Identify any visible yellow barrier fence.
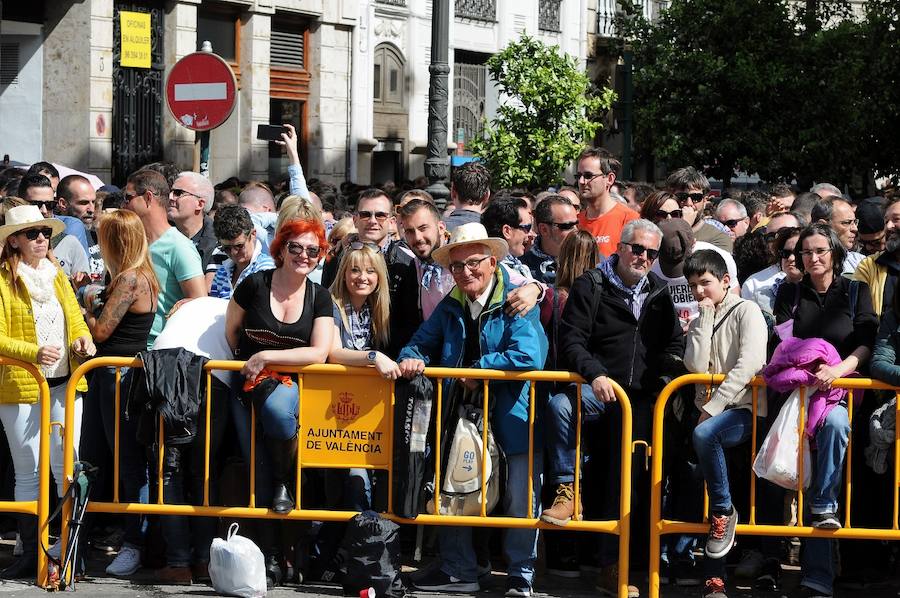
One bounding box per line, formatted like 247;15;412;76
0;357;52;588
58;358;637;598
648;374;900;598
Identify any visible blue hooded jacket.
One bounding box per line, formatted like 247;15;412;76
398;266;548;455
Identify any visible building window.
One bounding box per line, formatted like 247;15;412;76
453;60;487;153
539;0;562;33
373;44;404;111
455;0;496;22
197;5;240;85
269;14;311;179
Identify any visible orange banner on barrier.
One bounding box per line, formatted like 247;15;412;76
299;373;392;468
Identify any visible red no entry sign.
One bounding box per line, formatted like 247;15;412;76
165;52;237;132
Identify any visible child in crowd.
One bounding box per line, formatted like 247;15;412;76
683;249;768;598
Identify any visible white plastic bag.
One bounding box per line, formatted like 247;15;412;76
753;387;812;490
209;523;267;598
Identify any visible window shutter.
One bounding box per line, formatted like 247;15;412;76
0;43;20;86
270;28;304;68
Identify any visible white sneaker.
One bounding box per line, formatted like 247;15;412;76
106;546;142;577
13;534;22;557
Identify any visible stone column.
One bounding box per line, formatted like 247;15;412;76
88;0;114;182
163;0;199;172
239;8;272;182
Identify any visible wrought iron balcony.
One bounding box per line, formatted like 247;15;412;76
539;0;562;32
455;0;496;22
597;0;667;37
375;0;407;6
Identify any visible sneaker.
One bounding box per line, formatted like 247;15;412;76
13;534;22;557
810;512;841;529
106;546;142;577
546;552;580;578
702;577;727;598
505;576;532;597
754;557;781;591
595;563;640;598
540;483;582;526
673;558;701;587
477;560;492;579
705;507;738;559
411;568;479;593
734;549;765;579
796;584;832;597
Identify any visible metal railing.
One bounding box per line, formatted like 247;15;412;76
455;0;496;22
539;0;562;32
648;374;900;598
58;358;637;598
375;0;407;6
0;357;52;587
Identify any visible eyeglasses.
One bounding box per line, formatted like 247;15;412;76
624;243;659;260
675;192;705;205
349;240;380;251
514;223;533;233
798;247;832;258
220;239;248;254
20;227;53;241
549;221;579;230
286;242;321;259
575;171;602;182
448;255;491;275
778;249;796;260
836;218;859;228
28;200;55;211
356;210;390;222
655;209;683;220
171;188;201;200
721;218;746;229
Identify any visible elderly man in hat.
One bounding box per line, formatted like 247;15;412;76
399;222;548;597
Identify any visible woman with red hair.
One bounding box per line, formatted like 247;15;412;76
225;217;332;581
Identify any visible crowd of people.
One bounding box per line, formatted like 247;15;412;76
0;131;898;598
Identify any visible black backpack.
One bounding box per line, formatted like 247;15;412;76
339;511;405;597
391;375;433;518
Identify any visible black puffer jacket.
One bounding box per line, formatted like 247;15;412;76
126;348;209;446
558;268;684;393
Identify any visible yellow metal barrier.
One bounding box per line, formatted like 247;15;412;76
648;374;900;598
0;357;52;588
59;357;636;598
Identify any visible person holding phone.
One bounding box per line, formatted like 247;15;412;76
0;205;95;579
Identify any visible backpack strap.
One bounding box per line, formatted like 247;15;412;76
585;269;605;320
849;279;860;318
712;302;743;337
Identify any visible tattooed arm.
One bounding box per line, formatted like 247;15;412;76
86;270;143;343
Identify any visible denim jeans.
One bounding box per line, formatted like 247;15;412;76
440;453;542;584
545;384;605;485
693;408;754;513
84;367;149;549
800;404;850;595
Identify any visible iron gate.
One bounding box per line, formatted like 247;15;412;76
452;62;486;152
112;2;164;186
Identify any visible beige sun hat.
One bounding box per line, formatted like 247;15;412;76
0;205;66;246
431;222;508;268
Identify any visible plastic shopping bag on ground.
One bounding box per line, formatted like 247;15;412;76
753;387;812;490
209;523;267;598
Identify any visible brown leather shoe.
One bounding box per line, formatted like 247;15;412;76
155;565;193;586
539;483;582;525
595;563;639;598
191;561;211;584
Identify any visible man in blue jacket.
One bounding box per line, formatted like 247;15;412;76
399;222;549;598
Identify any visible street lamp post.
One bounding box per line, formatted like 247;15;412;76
424;0;451;206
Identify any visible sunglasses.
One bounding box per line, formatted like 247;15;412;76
575;171;603;181
625;243;659;260
28;200;55;211
655;209;683;220
171;188;201;200
549;221;579;230
675;192;705;205
721;218;745;229
778;249;796;259
20;227;54;241
357;210;390;222
349;240;380;251
286;242;321;259
514;223;533;233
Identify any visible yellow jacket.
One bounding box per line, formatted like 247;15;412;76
0;262;91;403
854;252;887;317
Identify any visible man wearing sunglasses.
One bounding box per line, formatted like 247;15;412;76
574;147;638;258
522;195;579;284
666;167;733;253
714;199;750;240
545;218;683;597
169;171;218;290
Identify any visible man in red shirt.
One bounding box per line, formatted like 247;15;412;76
575;147;638;257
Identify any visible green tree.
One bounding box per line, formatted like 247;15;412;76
470;36;615;189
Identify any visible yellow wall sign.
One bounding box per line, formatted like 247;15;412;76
300;374;392;469
120;11;151;68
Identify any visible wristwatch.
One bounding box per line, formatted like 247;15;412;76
367;351;377;364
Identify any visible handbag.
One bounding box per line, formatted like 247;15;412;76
753;387;812;490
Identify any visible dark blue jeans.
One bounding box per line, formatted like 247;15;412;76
693;408;754;513
545;384;606;485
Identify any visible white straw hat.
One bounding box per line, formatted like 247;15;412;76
431;222;508;268
0;205;66;246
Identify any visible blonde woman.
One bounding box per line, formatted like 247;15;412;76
0;205;94;579
81;209;159;577
327;242;398;512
